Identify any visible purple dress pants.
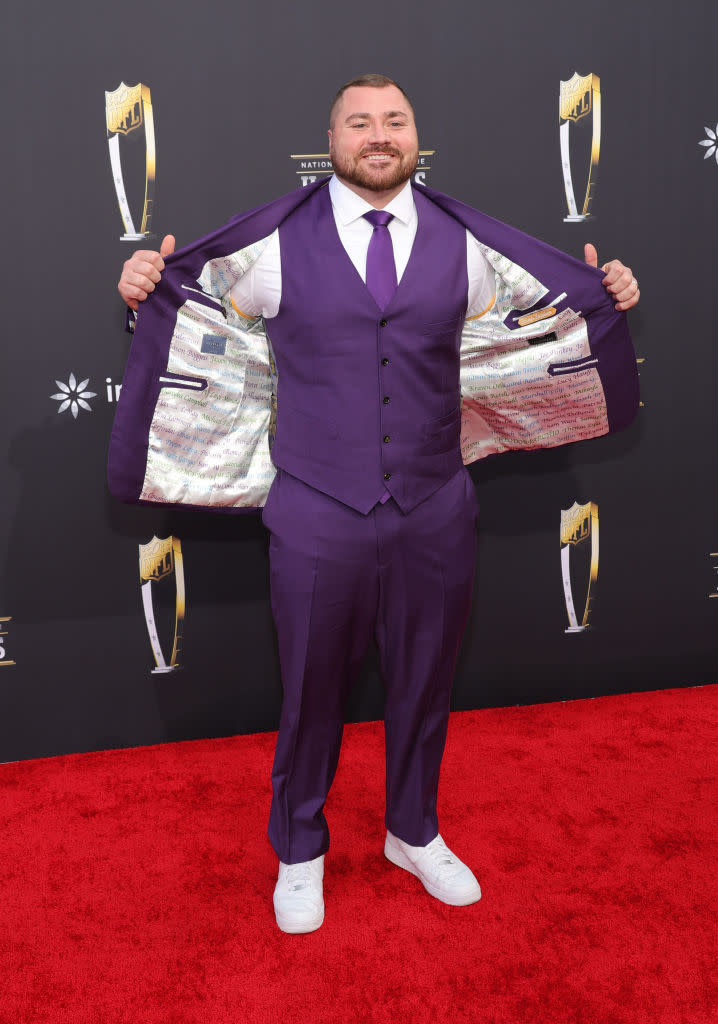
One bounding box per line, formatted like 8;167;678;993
261;467;479;865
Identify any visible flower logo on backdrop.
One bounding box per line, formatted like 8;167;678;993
698;124;718;165
289;150;436;187
50;374;98;418
49;375;124;420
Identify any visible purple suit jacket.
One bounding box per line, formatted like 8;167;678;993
108;180;638;511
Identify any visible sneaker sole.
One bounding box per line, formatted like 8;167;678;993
384;838;482;907
274;907;325;934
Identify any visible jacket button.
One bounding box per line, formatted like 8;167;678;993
383;396;390;404
381;357;389;366
379;319;387;327
384;472;391;480
383;435;390;443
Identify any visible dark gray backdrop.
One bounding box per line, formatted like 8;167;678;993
2;0;716;762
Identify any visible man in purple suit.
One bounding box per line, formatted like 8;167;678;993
117;74;640;934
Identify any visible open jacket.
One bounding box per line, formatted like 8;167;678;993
108;179;639;511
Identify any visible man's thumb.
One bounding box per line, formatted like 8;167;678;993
160;234;176;258
583;242;598;267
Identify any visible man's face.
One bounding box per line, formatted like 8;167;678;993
328;85;419;201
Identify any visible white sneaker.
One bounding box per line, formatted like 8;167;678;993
273;855;325;933
384;831;481;906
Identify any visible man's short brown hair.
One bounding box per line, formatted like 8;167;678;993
329;74;414;127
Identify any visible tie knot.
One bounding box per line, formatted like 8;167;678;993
363;210;394;229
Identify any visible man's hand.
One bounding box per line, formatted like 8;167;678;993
584;243;640;311
118;234;176;310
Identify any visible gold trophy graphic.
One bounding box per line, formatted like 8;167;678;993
559;72;601;222
560;501;599;633
139;536;185;673
710;553;718;598
105;82;156;240
0;616;15;667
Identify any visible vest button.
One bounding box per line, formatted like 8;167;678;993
383;396;390;404
379;319;387;327
384;472;391;480
383;435;390;443
381;357;389;366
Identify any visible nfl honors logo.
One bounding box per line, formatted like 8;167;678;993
289;150;436;187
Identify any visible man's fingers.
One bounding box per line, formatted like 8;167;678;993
128;260;162;284
127;248;165;270
600;262;622;287
160;234;176;258
613;281;640;310
615;287;640;311
609;268;633;294
595;258;639;310
584;242;598;267
120;282;153;300
600;260;632;290
124;272;157;293
118;269;157;305
612;280;636;302
118;280;149;306
118;247;167;308
119;237;173;310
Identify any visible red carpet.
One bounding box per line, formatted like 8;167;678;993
1;685;717;1024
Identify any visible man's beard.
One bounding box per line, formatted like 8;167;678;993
329;144;419;192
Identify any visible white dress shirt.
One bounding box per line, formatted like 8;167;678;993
229;176;495;321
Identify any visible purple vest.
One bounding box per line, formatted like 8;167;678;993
268;185;469;513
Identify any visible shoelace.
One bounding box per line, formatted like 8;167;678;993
424;836;456;868
285;862;313;892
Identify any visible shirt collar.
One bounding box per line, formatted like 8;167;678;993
328;174;415;227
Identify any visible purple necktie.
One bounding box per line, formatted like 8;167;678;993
363;210;397;310
363;210;396;505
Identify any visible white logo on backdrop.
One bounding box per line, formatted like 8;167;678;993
698;124;718;165
50;375;123;419
50;374;98;418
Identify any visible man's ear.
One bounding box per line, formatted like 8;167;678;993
327;128;333;146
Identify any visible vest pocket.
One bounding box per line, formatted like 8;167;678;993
421;405;461;453
422;405;460;436
422;316;465;334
